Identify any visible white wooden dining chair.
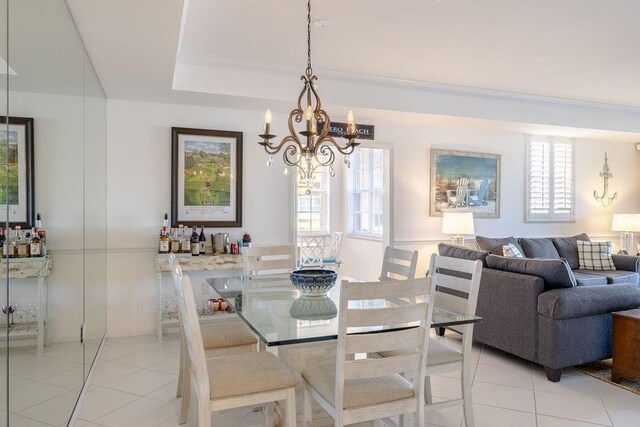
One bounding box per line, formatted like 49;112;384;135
380;246;419;281
301;277;436;426
423;254;482;427
171;261;297;427
323;231;344;268
298;235;326;268
168;255;258;411
243;244;297;277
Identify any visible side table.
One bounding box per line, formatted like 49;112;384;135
155;253;243;342
611;308;640;383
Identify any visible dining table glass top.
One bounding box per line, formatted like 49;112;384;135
206;274;482;347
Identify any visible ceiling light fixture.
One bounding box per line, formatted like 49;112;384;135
259;0;359;192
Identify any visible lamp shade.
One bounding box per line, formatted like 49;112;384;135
611;214;640;232
442;212;475;235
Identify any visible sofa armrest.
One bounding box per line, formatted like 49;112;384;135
474;268;546;362
538;284;640;320
611;254;640;273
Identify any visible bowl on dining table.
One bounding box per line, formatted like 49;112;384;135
289;269;338;296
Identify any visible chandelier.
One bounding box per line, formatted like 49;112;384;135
259;0;360;187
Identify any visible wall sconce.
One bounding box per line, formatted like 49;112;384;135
593;152;617;207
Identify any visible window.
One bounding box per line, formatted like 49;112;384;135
525;135;575;222
296;168;329;233
349;148;385;237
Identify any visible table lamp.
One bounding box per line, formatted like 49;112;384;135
442;212;475;246
611;213;640;253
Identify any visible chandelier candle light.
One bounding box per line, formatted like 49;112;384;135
259;0;360;193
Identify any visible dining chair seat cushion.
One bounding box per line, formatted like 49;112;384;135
201;321;257;349
207;352;296;400
301;358;414;409
378;338;464;366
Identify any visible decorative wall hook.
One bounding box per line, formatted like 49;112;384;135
593;152;618;207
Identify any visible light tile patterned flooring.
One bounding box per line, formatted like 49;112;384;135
70;333;640;427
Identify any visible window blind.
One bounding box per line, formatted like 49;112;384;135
526;136;575;222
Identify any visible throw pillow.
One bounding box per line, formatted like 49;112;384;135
577;241;616;271
552;233;591;270
519;238;560;259
476;236;523;255
502;243;524;258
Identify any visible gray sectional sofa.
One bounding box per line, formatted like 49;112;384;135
438;234;640;382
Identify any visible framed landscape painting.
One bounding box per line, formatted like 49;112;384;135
430;149;500;218
0;116;34;228
171;127;243;227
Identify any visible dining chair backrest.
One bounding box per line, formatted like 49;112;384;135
243;244;296;277
299;235;326;268
335;277;436;416
172;260;211;422
327;231;343;261
380;246;419;281
428;253;482;337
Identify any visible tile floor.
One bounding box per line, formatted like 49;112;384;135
0;340;100;427
70;333;640;427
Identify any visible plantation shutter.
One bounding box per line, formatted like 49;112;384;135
526;136;575;222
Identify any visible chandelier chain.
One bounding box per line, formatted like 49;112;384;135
306;0;312;76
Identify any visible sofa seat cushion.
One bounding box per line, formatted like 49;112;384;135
601;270;639;285
537;284;640;320
519;238;560;259
572;271;608;286
438;243;490;267
486;255;576;290
476;236;523;256
552;233;591;270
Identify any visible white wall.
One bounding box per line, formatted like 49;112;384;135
106;99;295;337
107;99;639;337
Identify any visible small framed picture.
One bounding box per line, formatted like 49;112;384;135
0;116;34;227
171;127;243;227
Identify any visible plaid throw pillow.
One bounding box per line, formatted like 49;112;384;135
577;241;616;271
502;243;524;258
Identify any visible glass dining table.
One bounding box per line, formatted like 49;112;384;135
206;274;482;347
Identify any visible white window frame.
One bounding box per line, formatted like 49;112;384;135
347;144;393;244
295;167;330;234
525;135;576;223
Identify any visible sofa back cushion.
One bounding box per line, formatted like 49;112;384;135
519;238;560;259
552;233;591;270
476;236;523;255
486;254;576;290
438;243;490;267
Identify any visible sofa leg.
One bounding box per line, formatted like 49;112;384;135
436;327;446;337
544;367;562;382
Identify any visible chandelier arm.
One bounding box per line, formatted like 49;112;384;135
263;134;302;155
315;134;358;156
308;76;322;112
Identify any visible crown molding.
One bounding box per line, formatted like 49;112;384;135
176;50;640;116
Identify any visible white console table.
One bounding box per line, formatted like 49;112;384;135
155;253;243;342
0;255;52;354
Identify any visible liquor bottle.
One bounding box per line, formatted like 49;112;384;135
190;226;199;256
4;228;15;258
198;226;206;255
35;214;47;255
163;213;169;228
29;227;42;257
169;228;180;254
158;227;170;254
15;227;29;258
0;228;5;258
178;225;189;253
